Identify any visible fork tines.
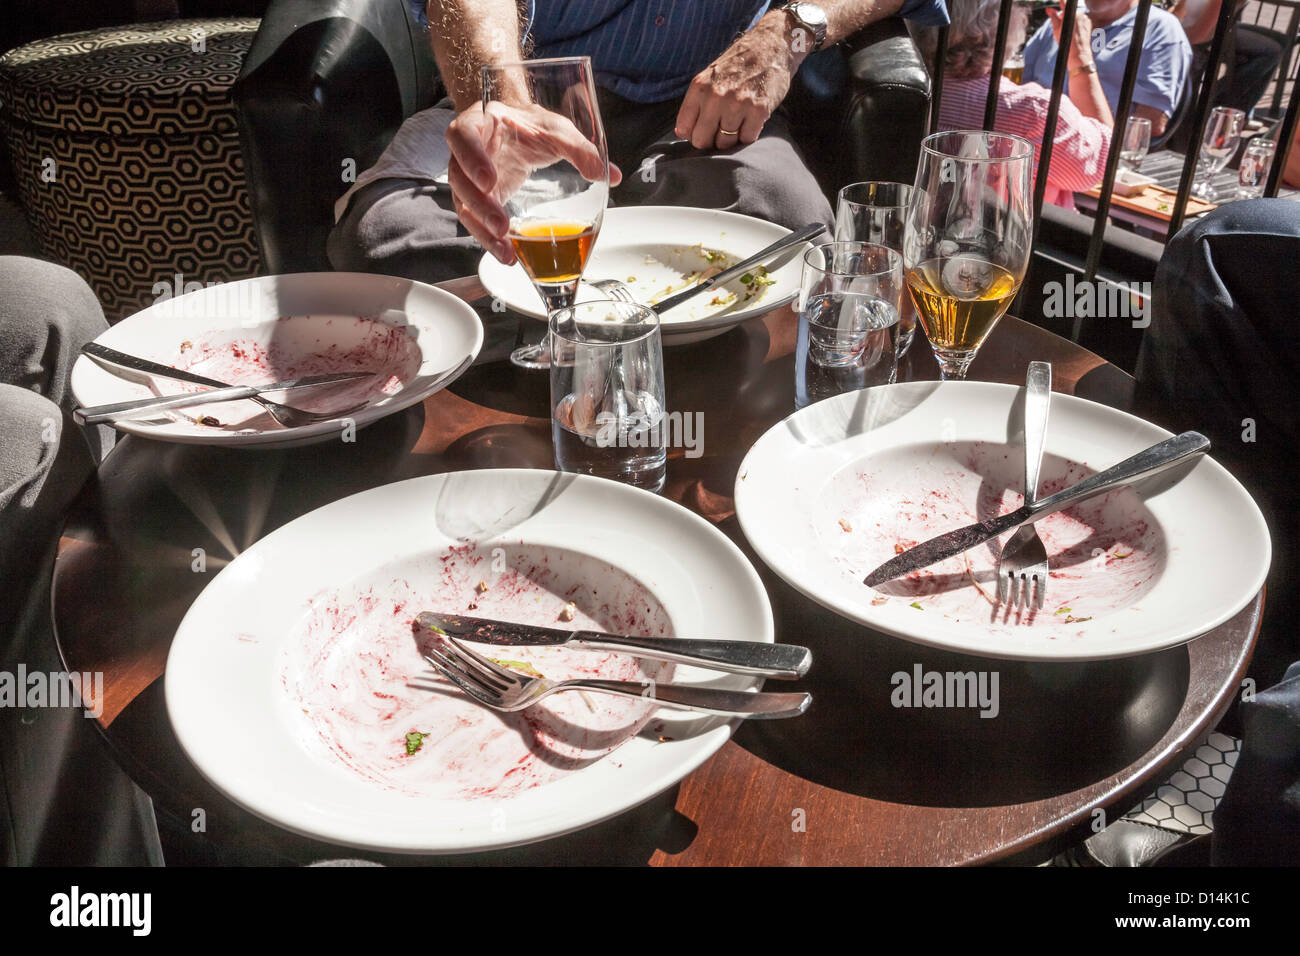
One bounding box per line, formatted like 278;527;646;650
999;569;1046;609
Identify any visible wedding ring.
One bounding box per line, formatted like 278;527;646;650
719;127;740;136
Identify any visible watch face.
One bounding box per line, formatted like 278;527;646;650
789;2;828;48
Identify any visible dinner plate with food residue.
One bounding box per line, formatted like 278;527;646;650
166;469;774;852
70;273;482;447
735;381;1269;661
478;206;809;345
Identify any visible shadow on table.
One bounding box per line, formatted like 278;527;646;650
730;530;1190;808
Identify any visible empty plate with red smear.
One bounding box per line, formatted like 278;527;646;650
735;381;1269;661
165;469;773;852
70;273;483;447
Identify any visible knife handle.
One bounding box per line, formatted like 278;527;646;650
1029;431;1210;521
75;386;260;425
570;634;812;680
570;680;811;719
653;221;823;315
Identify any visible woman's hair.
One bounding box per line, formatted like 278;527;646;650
916;0;1024;80
944;0;1004;79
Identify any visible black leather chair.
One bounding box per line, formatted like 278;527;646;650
234;0;931;275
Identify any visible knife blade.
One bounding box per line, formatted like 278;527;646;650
415;611;811;680
862;430;1209;588
73;371;373;425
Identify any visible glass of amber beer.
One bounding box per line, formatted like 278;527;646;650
903;131;1033;381
481;57;610;368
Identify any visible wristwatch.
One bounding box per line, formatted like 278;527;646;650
1070;60;1098;77
784;2;829;53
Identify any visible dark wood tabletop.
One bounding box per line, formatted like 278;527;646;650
51;277;1262;866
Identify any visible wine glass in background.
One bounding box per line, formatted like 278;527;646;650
1237;138;1276;200
1193;106;1245;202
480;56;610;368
903;130;1034;382
834;182;917;361
1119;116;1151;172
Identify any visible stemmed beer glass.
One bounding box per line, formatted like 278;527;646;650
480;57;610;368
903;131;1034;381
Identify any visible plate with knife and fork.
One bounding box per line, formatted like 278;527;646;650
69;272;483;447
735;377;1270;661
477;206;818;345
165;468;809;853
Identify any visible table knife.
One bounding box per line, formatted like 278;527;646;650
416;611;812;679
862;430;1210;587
652;221;824;315
74;372;373;425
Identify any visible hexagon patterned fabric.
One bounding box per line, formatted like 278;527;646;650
0;19;261;320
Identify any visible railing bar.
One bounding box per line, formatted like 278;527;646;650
1081;0;1155;322
984;0;1016;130
1168;0;1243;236
1265;61;1300;194
930;26;949;135
1031;0;1080;240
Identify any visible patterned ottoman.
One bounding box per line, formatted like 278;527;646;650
0;19;261;321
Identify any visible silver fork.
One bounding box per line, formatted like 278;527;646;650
997;361;1051;608
419;633;811;719
590;278;638;304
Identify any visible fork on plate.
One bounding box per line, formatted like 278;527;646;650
418;632;812;720
997;361;1051;608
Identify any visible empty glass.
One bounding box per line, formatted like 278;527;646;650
1193;107;1246;202
549;300;666;492
1120;116;1151;172
795;241;904;410
1237;139;1276;200
835;182;917;360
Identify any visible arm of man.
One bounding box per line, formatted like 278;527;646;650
1046;7;1115;127
675;0;911;151
433;0;622;263
1129;18;1194;140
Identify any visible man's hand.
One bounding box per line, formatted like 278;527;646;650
1047;6;1096;69
674;15;805;151
445;102;623;264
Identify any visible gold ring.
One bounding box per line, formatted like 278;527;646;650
719;127;740;136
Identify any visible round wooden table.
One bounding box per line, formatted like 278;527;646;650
51;279;1262;865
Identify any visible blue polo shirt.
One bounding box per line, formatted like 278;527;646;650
410;2;951;103
1021;5;1191;118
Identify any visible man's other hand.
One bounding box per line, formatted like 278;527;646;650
674;16;803;151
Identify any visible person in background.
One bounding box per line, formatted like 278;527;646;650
1171;0;1285;120
923;0;1112;209
330;0;950;285
1021;0;1192;141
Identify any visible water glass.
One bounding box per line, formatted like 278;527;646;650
1193;106;1246;201
549;300;666;492
834;182;917;359
795;241;903;409
1237;139;1276;200
1120;116;1151;172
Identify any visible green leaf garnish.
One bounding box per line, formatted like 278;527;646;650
1054;607;1072;616
405;731;428;756
910;601;924;610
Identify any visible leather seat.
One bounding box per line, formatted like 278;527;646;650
233;1;932;275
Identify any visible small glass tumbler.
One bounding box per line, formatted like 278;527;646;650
1237;139;1276;200
1120;116;1151;172
835;182;917;360
795;241;903;410
549;299;667;492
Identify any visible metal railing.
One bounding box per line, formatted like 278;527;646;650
926;0;1299;339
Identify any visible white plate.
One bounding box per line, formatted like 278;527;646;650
165;469;774;853
478;206;806;345
70;273;483;447
735;382;1270;662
